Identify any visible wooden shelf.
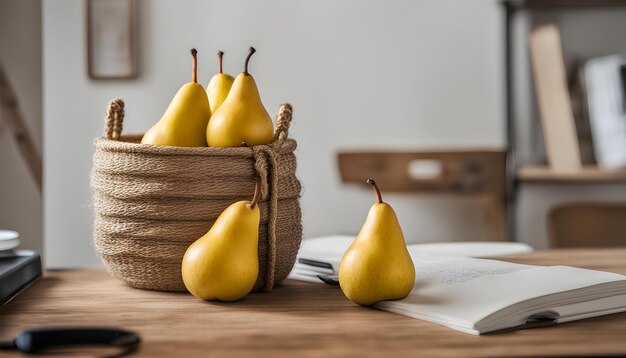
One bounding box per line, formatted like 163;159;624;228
517;165;626;183
506;0;626;10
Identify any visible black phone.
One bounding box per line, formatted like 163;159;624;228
0;327;140;356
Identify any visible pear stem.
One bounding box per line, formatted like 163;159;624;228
243;47;256;76
366;178;383;204
248;177;261;209
190;48;198;83
217;51;224;74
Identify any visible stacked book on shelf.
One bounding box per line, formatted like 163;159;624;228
528;24;626;175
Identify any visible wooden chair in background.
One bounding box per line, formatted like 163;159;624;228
548;203;626;248
0;63;42;190
337;150;507;241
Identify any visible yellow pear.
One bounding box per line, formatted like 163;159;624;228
338;178;415;306
142;49;211;147
206;47;273;147
206;51;235;115
181;179;261;301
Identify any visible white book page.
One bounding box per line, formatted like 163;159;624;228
555;294;626;323
376;256;626;328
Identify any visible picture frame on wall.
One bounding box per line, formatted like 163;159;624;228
87;0;137;79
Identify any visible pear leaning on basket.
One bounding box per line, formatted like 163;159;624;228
181;179;261;301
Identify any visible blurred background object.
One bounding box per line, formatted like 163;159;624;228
583;54;626;169
549;203;626;248
0;0;42;255
338;150;508;241
0;65;42;189
87;0;138;79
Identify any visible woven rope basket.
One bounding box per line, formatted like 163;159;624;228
91;99;302;292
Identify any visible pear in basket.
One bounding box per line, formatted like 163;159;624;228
181;179;261;301
142;49;211;147
206;51;234;115
206;47;273;147
338;179;415;306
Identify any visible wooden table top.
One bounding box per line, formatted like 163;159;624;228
1;248;626;357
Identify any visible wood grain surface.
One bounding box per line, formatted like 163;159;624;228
1;248;626;357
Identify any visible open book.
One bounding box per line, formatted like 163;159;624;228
289;236;626;335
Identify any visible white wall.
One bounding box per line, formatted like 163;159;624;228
0;0;42;254
43;0;504;267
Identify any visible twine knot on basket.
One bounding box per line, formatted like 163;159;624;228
92;99;302;292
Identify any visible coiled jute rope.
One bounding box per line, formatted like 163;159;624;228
105;99;124;140
92;99;302;292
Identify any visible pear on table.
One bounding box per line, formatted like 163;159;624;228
206;51;235;115
142;49;211;147
207;47;274;147
338;178;415;306
181;179;261;301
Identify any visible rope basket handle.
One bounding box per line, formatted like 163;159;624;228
105;98;125;140
272;103;293;143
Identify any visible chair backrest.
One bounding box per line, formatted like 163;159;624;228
337;150;508;241
548;203;626;248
